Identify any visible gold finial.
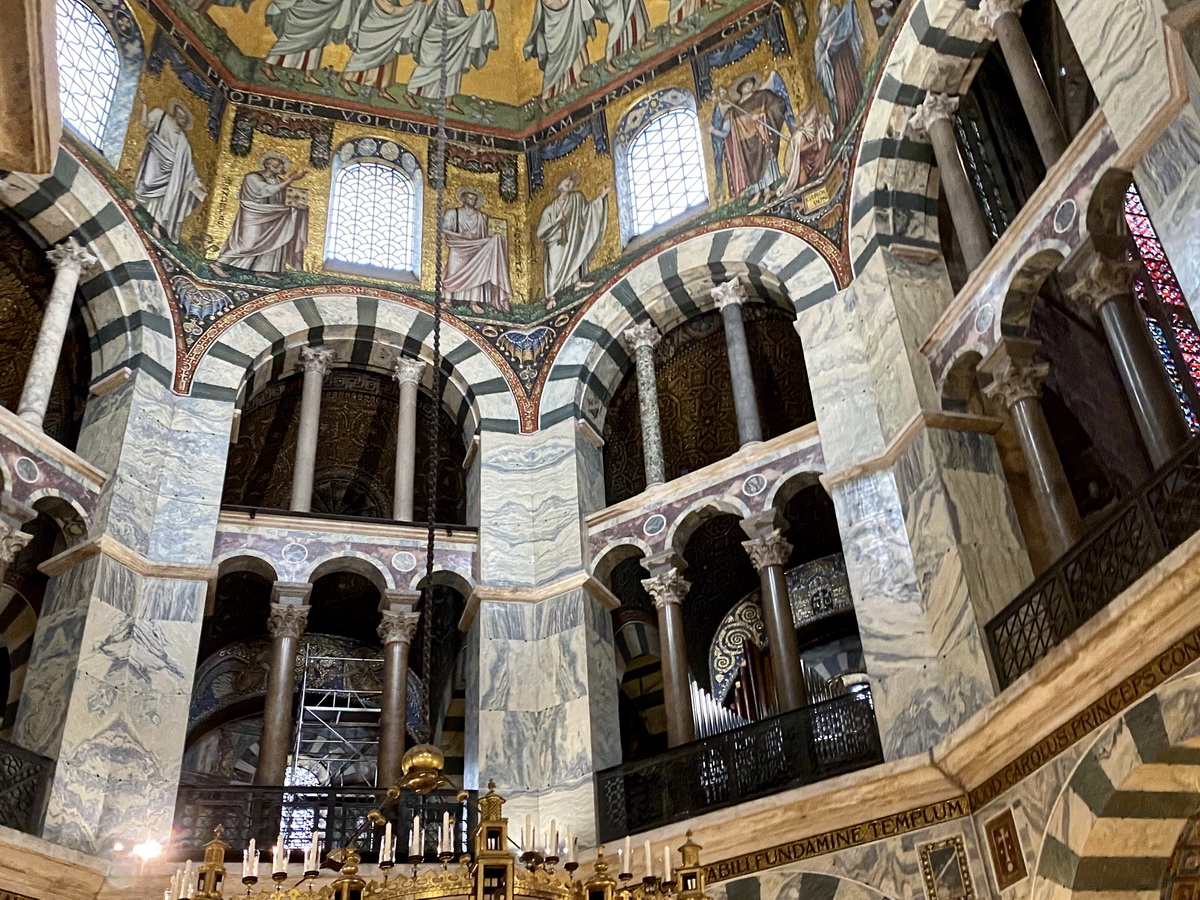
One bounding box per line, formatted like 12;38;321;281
214;824;224;840
400;744;450;793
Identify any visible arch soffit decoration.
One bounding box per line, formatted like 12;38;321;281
545;224;844;433
665;495;753;558
0;148;176;387
308;551;394;594
214;550;282;583
188;291;520;434
1030;671;1200;898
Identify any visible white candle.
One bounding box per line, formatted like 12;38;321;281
548;819;556;855
168;868;181;900
524;815;532;849
664;850;671;882
275;835;285;875
644;841;652;876
566;827;575;864
411;815;421;858
623;837;632;872
442;812;451;853
248;839;258;880
308;831;320;871
384;821;393;862
181;860;193;899
617;848;624;873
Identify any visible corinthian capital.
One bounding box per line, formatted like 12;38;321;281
46;238;98;275
299;346;335;377
379;608;421;645
622;320;663;352
0;525;31;567
982;358;1049;408
742;529;793;571
711;279;748;311
1065;254;1137;315
394;356;427;387
909;92;960;136
268;602;310;640
642;568;690;609
975;0;1022;30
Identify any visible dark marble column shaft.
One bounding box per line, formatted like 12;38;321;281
711;280;763;445
642;559;696;747
256;588;310;785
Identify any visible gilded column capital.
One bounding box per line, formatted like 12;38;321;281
742;529;793;571
267;602;310;640
909;92;960;135
299;345;335;377
46;238;98;275
393;356;427;387
0;526;31;567
379;608;421;646
1065;254;1137;315
711;279;748;310
622;320;663;352
982;358;1050;408
975;0;1022;31
642;568;690;609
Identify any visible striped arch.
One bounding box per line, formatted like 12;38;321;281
716;863;899;900
0;587;37;737
1031;671;1200;900
848;0;990;274
189;292;521;437
541;225;843;432
0;149;176;388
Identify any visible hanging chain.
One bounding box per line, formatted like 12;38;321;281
419;0;452;743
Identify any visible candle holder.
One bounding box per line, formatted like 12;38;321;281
544;854;560;873
563;860;579;879
379;855;396;880
439;851;455;869
408;854;422;877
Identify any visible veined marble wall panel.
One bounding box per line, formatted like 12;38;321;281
475;589;618;845
831;468;993;758
478;420;586;587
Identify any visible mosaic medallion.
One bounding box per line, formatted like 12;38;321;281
742;473;767;496
14;457;39;483
281;542;308;563
643;514;667;536
392;551;418;572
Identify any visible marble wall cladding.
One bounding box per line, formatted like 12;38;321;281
474;588;619;845
478;420;589;587
831;468;994;759
13;550;207;854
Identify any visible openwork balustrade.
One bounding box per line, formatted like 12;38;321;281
987;438;1200;688
172;785;476;861
595;686;882;841
0;739;51;835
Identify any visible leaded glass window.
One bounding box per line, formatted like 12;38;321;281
1124;182;1200;432
326;161;419;275
55;0;120;148
627;111;708;236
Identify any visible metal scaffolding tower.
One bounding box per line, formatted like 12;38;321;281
290;648;384;787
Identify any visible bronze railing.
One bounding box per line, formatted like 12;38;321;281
595;686;882;841
172;785;476;861
0;738;51;835
987;438;1200;689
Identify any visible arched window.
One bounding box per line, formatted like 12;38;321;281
615;89;709;243
55;0;120;149
325;138;423;279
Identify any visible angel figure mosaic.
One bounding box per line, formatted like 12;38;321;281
131;98;208;243
709;72;794;206
212;153;310;278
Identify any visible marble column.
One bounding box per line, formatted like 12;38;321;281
256;585;310;786
291;347;335;513
0;499;34;585
711;280;763;446
376;592;420;788
642;555;695;747
1066;253;1192;468
909;93;993;272
982;338;1083;558
741;513;807;713
393;358;427;521
17;238;97;431
621;321;667;486
976;0;1068;167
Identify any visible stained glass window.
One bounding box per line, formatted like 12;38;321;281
55;0;120;148
1124;182;1200;432
280;765;321;849
626;109;709;237
326;161;419;275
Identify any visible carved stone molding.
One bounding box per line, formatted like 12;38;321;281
622;320;663;352
982;359;1050;408
267;602;310;640
642;568;690;608
1064;253;1138;314
299;346;335;377
711;279;749;310
393;356;427;387
909;92;960;136
742;529;793;571
379;608;421;645
46;238;97;275
975;0;1023;31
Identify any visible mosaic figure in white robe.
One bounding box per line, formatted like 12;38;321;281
262;0;358;84
212;154;310;277
597;0;652;70
441;187;513;313
669;0;722;33
524;0;598;109
132;99;207;243
536;171;610;304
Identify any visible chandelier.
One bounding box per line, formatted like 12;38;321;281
163;747;713;900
